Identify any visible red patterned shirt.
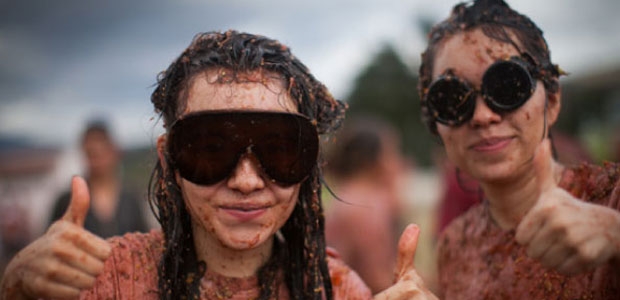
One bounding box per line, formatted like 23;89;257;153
80;229;372;299
437;162;620;299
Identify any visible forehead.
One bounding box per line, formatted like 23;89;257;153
183;69;298;115
432;28;521;81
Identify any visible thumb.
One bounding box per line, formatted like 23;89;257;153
533;138;556;194
394;223;420;280
62;176;90;227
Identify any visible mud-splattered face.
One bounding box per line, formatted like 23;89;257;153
433;28;560;184
175;70;300;251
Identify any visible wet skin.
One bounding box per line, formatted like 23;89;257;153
163;70;301;277
432;28;620;276
432;28;560;187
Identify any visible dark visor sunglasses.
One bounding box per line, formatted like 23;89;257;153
425;56;536;126
168;110;319;186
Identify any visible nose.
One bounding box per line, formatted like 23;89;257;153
469;95;501;128
227;153;266;194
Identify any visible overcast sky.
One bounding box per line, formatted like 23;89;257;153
1;0;619;149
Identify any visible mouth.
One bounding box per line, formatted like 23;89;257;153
219;204;271;222
469;136;513;152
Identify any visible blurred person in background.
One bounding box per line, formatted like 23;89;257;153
418;0;620;298
324;115;410;294
48;119;149;238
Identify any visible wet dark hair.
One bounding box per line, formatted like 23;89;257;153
81;119;115;145
148;30;346;300
418;0;564;135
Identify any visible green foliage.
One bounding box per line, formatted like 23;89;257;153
121;146;157;197
345;44;436;167
556;81;620;163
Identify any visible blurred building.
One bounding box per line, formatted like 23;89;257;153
0;140;81;275
0;140;81;238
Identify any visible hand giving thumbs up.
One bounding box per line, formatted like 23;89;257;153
1;176;112;300
374;224;438;300
515;139;620;275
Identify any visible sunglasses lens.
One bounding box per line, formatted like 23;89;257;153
426;77;475;126
169;111;317;186
254;118;318;186
482;59;534;112
170;121;240;185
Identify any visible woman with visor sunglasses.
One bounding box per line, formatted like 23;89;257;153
418;0;620;299
0;31;436;300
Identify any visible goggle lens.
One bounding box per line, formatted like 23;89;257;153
426;75;476;126
425;57;535;126
482;58;534;112
168;111;318;186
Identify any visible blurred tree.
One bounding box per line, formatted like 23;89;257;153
556;67;620;163
345;44;435;167
121;147;156;198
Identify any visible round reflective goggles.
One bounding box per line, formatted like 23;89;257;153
425;56;536;126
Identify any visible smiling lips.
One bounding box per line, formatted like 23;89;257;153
220;205;270;222
470;136;513;152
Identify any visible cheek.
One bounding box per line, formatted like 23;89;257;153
437;126;460;154
516;88;547;135
437;126;472;170
272;187;300;224
179;181;217;231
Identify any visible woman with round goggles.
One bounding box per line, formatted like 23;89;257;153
0;31;435;300
418;0;620;299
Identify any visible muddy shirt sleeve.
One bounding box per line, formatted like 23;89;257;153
327;248;373;299
561;162;620;208
79;230;163;300
603;162;620;210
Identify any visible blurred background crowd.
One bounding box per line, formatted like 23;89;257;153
1;0;619;292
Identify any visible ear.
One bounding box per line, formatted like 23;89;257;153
157;134;184;187
545;86;561;126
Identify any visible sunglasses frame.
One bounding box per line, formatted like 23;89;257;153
167;110;319;186
425;56;536;127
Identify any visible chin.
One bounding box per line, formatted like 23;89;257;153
220;229;272;250
466;161;516;184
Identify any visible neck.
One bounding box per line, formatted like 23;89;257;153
481;160;563;229
193;224;273;278
481;178;538;230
